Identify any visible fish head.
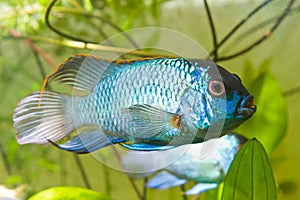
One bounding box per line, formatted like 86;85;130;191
209;65;256;133
180;60;256;140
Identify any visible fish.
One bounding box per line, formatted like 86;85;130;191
122;134;247;195
13;55;256;153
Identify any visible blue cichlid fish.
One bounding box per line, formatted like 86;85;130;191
13;55;255;153
122;134;247;195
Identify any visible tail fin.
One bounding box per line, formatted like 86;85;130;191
13;91;75;145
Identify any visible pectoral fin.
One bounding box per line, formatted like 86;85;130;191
146;171;187;190
124;104;182;137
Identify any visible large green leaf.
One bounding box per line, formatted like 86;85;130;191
237;72;288;154
29;186;113;200
221;139;276;200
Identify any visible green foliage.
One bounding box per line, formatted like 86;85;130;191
5;175;23;187
221;139;276;200
28;186;113;200
237;61;288;153
0;0;170;43
0;0;48;37
93;0;170;28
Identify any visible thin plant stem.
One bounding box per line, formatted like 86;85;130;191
209;0;273;58
142;177;148;200
111;146;143;200
234;4;300;42
59;151;67;185
204;0;218;61
7;35;166;58
180;185;188;200
32;49;47;82
45;0;139;48
284;85;300;98
0;143;12;176
101;161;112;196
45;0;95;44
9;29;57;68
73;154;92;189
217;0;295;61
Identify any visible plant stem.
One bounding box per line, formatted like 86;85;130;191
203;0;218;61
9;29;57;68
180;185;188;200
34;36;168;57
284;85;300;98
0;143;12;176
31;49;47;82
102;161;112;196
73;154;92;189
46;1;139;48
216;0;295;61
209;0;273;59
142;177;148;200
111;146;143;200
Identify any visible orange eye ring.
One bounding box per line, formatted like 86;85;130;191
209;79;225;97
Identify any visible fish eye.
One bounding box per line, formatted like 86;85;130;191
209;79;225;97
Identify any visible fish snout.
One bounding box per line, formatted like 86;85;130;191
238;95;256;116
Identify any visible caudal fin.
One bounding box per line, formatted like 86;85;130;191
13;91;75;144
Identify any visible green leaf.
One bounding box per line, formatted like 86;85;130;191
221;139;276;200
202;184;223;200
237;72;287;154
28;186;113;200
257;59;271;75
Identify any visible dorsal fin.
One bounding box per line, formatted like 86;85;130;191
113;56;165;64
47;54;114;94
42;56;171;96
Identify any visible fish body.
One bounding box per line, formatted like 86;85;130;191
13;55;255;153
122;134;247;195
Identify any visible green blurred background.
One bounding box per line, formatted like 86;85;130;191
0;0;300;199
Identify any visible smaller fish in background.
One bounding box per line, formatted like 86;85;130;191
122;134;247;195
13;55;255;153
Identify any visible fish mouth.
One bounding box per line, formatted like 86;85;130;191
237;95;256;117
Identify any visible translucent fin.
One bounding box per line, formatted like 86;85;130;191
120;143;175;151
13;91;75;144
124;104;181;137
49;55;112;94
185;183;219;195
146;171;187;189
49;129;126;154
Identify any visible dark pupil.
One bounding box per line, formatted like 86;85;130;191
213;83;222;93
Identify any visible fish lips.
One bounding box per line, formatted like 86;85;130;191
236;95;256;118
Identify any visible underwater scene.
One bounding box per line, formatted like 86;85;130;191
0;0;300;199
